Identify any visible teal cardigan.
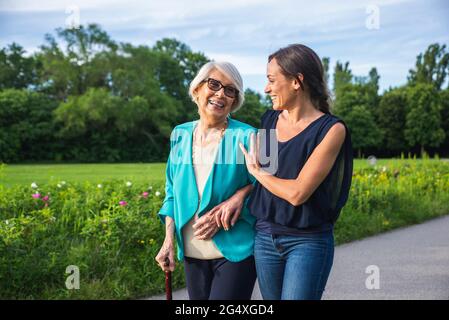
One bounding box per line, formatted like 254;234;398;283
158;118;257;262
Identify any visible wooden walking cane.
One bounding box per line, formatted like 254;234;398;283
164;257;172;300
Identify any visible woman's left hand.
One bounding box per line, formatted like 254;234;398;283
239;133;261;177
193;190;247;239
192;211;220;240
212;190;246;231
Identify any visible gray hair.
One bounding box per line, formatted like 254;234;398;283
189;61;245;113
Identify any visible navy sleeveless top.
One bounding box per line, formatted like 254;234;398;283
247;110;353;235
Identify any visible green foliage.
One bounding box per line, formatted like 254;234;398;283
342;105;383;157
1;23;449;160
0;43;39;90
232;89;270;128
332;81;382;156
377;87;408;152
439;88;449;152
408;43;449;90
322;57;330;85
1;160;448;299
335;159;449;243
0;89;59;162
37;23;117;99
404;83;445;155
153;38;209;85
0;180;186;299
152;38;210;123
333;61;352;99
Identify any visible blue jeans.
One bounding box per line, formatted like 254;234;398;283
254;230;334;300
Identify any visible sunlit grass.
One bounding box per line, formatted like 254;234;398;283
0;163;166;187
1;159;446;187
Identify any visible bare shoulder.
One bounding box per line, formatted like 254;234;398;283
328;122;346;137
322;122;346;146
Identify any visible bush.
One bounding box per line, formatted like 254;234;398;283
1;159;448;299
0;179;185;299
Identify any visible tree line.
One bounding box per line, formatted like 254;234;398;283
0;23;448;163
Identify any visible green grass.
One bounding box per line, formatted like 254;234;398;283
353;158;445;169
0;158;448;299
1;159;445;187
0;163;166;187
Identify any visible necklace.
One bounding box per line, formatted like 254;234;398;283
192;120;228;163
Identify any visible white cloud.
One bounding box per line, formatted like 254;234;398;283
1;0;446;93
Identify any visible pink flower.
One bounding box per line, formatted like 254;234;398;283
119;201;128;206
32;193;41;199
42;195;49;202
142;192;149;198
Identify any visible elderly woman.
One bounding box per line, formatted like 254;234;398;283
155;61;257;300
240;44;353;300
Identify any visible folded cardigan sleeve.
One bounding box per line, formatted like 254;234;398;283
158;132;176;224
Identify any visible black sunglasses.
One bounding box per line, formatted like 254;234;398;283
202;78;239;99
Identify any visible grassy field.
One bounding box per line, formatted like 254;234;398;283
1;159;444;187
1;158;448;299
0;163;166;187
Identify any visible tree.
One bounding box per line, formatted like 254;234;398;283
332;81;382;157
367;67;380;108
322;57;330;86
333;61;352;99
153;38;210;122
377;87;408;153
0;89;59;162
38;23;117;99
353;67;380;113
108;43;181;136
405;83;445;156
109;43;160;99
344;105;383;158
408;43;449;90
153;38;209;85
332;83;368;117
232;89;269;128
439;88;449;155
0;43;39;89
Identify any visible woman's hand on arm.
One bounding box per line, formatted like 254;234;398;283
192;211;220;240
213;184;253;231
240;123;346;206
155;216;176;272
192;184;254;239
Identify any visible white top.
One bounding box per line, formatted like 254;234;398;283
183;134;224;260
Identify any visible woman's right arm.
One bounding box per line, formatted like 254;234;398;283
155;129;178;272
155;216;176;272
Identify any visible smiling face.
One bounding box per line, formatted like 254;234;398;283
264;58;300;110
194;69;236;124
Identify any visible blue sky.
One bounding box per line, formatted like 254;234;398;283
1;0;448;94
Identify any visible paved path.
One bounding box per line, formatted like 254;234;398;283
147;215;449;300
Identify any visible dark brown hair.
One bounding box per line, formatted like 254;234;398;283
268;44;331;114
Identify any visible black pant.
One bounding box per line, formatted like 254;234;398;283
184;255;256;300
